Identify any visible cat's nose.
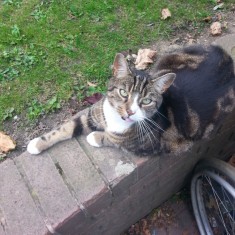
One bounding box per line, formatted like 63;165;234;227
126;109;135;116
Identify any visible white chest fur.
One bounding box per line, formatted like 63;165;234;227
103;99;133;133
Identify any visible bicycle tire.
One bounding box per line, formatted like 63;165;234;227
191;158;235;235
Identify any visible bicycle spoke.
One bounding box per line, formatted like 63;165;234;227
191;159;235;235
202;174;235;235
221;187;235;222
205;175;230;234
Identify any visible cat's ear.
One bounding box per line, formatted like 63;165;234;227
112;53;131;78
152;73;176;94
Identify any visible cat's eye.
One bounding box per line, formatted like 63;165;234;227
142;98;152;105
119;89;128;98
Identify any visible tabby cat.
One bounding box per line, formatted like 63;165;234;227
27;45;235;156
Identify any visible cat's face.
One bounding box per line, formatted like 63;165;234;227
106;53;176;123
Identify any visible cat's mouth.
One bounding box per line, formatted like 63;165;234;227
121;116;135;123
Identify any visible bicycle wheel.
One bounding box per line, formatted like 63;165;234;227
191;158;235;235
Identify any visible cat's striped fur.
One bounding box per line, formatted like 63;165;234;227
27;45;235;156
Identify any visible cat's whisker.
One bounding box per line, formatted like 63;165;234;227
135;123;141;144
145;117;165;133
138;121;149;139
135;124;142;144
141;120;158;152
138;121;146;144
142;120;159;142
136;117;158;146
155;110;169;121
137;121;145;144
144;117;177;138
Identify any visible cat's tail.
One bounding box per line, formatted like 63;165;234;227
27;115;87;155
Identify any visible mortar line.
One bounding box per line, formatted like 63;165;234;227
0;206;7;235
12;158;60;235
76;137;113;196
48;152;90;216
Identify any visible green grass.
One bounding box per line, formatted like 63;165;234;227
0;0;233;124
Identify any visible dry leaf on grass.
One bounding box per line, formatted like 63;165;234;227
161;8;171;20
87;81;97;87
210;21;222;35
0;132;16;153
83;93;103;105
135;49;157;70
213;3;224;11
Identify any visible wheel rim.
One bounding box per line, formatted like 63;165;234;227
197;170;235;235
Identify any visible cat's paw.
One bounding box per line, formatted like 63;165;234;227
27;137;41;155
86;132;101;147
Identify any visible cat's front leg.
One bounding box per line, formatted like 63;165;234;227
27;119;78;155
86;131;114;148
27;114;89;155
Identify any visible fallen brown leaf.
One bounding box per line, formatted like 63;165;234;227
0;132;16;153
210;21;222;35
135;49;157;70
188;38;196;45
83;93;103;105
203;16;212;23
87;81;97;87
228;154;235;167
161;8;171;20
223;21;228;29
216;13;222;21
141;219;151;235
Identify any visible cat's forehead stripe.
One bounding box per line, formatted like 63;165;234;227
133;75;148;93
139;76;147;93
